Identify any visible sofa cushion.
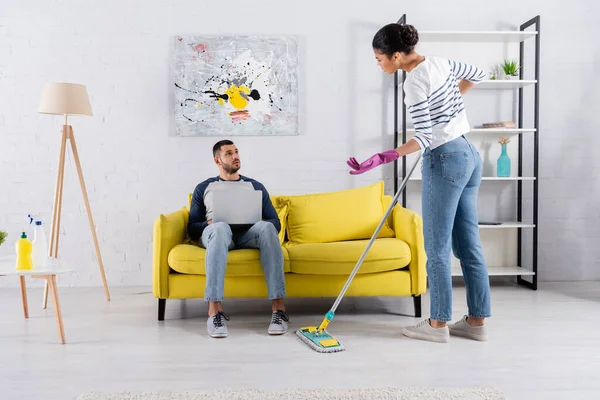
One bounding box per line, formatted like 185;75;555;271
277;181;395;245
273;201;288;245
287;238;410;275
168;244;291;276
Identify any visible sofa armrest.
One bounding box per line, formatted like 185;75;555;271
392;204;427;295
152;207;188;299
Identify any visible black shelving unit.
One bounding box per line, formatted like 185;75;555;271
392;15;540;290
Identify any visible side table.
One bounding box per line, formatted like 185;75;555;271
0;256;71;344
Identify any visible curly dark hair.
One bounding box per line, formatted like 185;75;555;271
372;23;419;58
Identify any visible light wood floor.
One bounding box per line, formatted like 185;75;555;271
1;281;599;400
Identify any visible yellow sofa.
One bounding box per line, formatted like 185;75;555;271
152;181;427;320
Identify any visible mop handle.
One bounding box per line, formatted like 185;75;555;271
329;152;422;314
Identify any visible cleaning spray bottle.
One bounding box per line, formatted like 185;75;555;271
29;214;48;268
15;232;33;271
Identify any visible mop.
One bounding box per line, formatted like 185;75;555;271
296;153;422;353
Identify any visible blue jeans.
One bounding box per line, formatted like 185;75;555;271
422;135;491;322
200;221;286;302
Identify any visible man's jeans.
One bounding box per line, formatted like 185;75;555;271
200;221;286;302
422;135;491;322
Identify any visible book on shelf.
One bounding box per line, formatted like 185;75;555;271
481;121;516;128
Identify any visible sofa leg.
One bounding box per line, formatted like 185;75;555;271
412;295;422;318
158;299;166;321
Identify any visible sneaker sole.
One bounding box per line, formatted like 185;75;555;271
268;329;288;335
449;328;488;341
209;332;228;338
402;327;449;343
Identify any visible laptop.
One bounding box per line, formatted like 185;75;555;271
211;185;262;225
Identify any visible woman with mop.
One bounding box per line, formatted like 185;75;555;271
347;23;491;343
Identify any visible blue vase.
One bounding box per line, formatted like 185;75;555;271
497;143;511;177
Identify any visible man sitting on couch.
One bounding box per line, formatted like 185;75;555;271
187;139;289;338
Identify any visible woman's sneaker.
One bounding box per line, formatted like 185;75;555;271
207;311;230;338
402;319;450;343
268;310;289;335
448;315;488;341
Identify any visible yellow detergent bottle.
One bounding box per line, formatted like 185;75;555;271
15;232;33;271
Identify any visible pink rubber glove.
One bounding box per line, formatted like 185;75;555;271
346;157;360;170
347;150;399;175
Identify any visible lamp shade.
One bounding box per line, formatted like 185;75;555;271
38;82;93;116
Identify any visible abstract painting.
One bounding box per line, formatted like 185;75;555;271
173;35;299;136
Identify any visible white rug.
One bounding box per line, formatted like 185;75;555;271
77;387;505;399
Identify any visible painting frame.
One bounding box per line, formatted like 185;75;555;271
172;34;299;137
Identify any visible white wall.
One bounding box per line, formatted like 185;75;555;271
1;0;599;287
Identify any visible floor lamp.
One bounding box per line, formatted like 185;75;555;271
38;82;110;305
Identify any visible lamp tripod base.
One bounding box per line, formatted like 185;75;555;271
43;124;110;308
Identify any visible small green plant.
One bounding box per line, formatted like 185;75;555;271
502;60;521;77
0;231;7;246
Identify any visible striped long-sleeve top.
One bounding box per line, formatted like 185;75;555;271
404;56;486;150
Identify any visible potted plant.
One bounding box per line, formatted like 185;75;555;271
501;60;521;80
0;230;7;247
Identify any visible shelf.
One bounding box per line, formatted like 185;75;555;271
476;80;537;89
482;177;536;181
452;265;535;277
407;128;536;135
409;177;536;181
393;15;540;291
418;30;538;43
468;128;536;134
478;222;535;229
409;177;535;181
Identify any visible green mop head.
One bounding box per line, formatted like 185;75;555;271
295;326;345;353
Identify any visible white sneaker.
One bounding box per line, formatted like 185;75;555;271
268;310;289;335
449;315;488;341
402;319;450;343
207;311;230;338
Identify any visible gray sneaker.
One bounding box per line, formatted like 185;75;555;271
268;310;289;335
449;315;488;341
402;319;450;343
207;311;230;338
